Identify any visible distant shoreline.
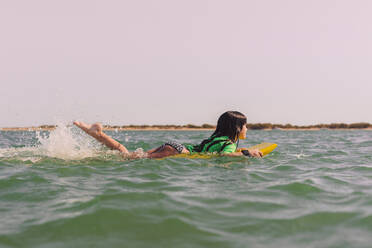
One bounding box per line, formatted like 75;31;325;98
1;123;372;131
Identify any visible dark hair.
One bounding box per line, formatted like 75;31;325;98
212;111;247;142
192;111;247;152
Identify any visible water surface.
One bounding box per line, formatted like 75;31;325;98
1;127;372;248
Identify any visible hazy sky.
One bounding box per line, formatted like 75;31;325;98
1;0;372;127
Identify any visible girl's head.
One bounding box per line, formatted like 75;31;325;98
213;111;247;142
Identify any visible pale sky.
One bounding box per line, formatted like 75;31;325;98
1;0;372;127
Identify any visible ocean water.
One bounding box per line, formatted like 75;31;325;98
1;126;372;248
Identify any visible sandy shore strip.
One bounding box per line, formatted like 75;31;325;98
1;126;372;131
0;126;214;131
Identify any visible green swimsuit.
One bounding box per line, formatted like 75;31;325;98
184;135;237;154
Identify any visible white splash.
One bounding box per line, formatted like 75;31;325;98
134;148;147;158
288;150;310;159
36;122;102;160
0;123;126;162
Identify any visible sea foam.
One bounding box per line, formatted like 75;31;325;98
36;122;102;160
0;123;105;162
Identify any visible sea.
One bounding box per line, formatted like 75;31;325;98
1;125;372;248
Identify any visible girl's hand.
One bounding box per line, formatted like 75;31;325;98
248;149;263;158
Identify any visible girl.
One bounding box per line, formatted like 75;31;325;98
73;111;263;159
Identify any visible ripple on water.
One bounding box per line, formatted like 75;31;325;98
1;207;231;248
268;181;324;196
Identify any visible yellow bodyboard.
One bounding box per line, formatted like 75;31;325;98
171;142;277;159
237;143;278;157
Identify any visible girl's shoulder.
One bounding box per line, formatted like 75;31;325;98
220;142;237;153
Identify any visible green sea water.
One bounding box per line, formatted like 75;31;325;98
1;126;372;248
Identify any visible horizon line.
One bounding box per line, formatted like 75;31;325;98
1;122;372;131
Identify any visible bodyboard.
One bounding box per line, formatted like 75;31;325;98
171;142;277;159
237;143;277;157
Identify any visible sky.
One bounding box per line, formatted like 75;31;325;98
1;0;372;127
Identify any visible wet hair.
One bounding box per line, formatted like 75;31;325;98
192;111;247;152
212;111;247;142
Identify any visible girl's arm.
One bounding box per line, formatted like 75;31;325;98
222;149;263;158
222;152;245;157
73;121;130;154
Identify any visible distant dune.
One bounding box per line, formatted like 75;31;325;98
1;123;372;131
